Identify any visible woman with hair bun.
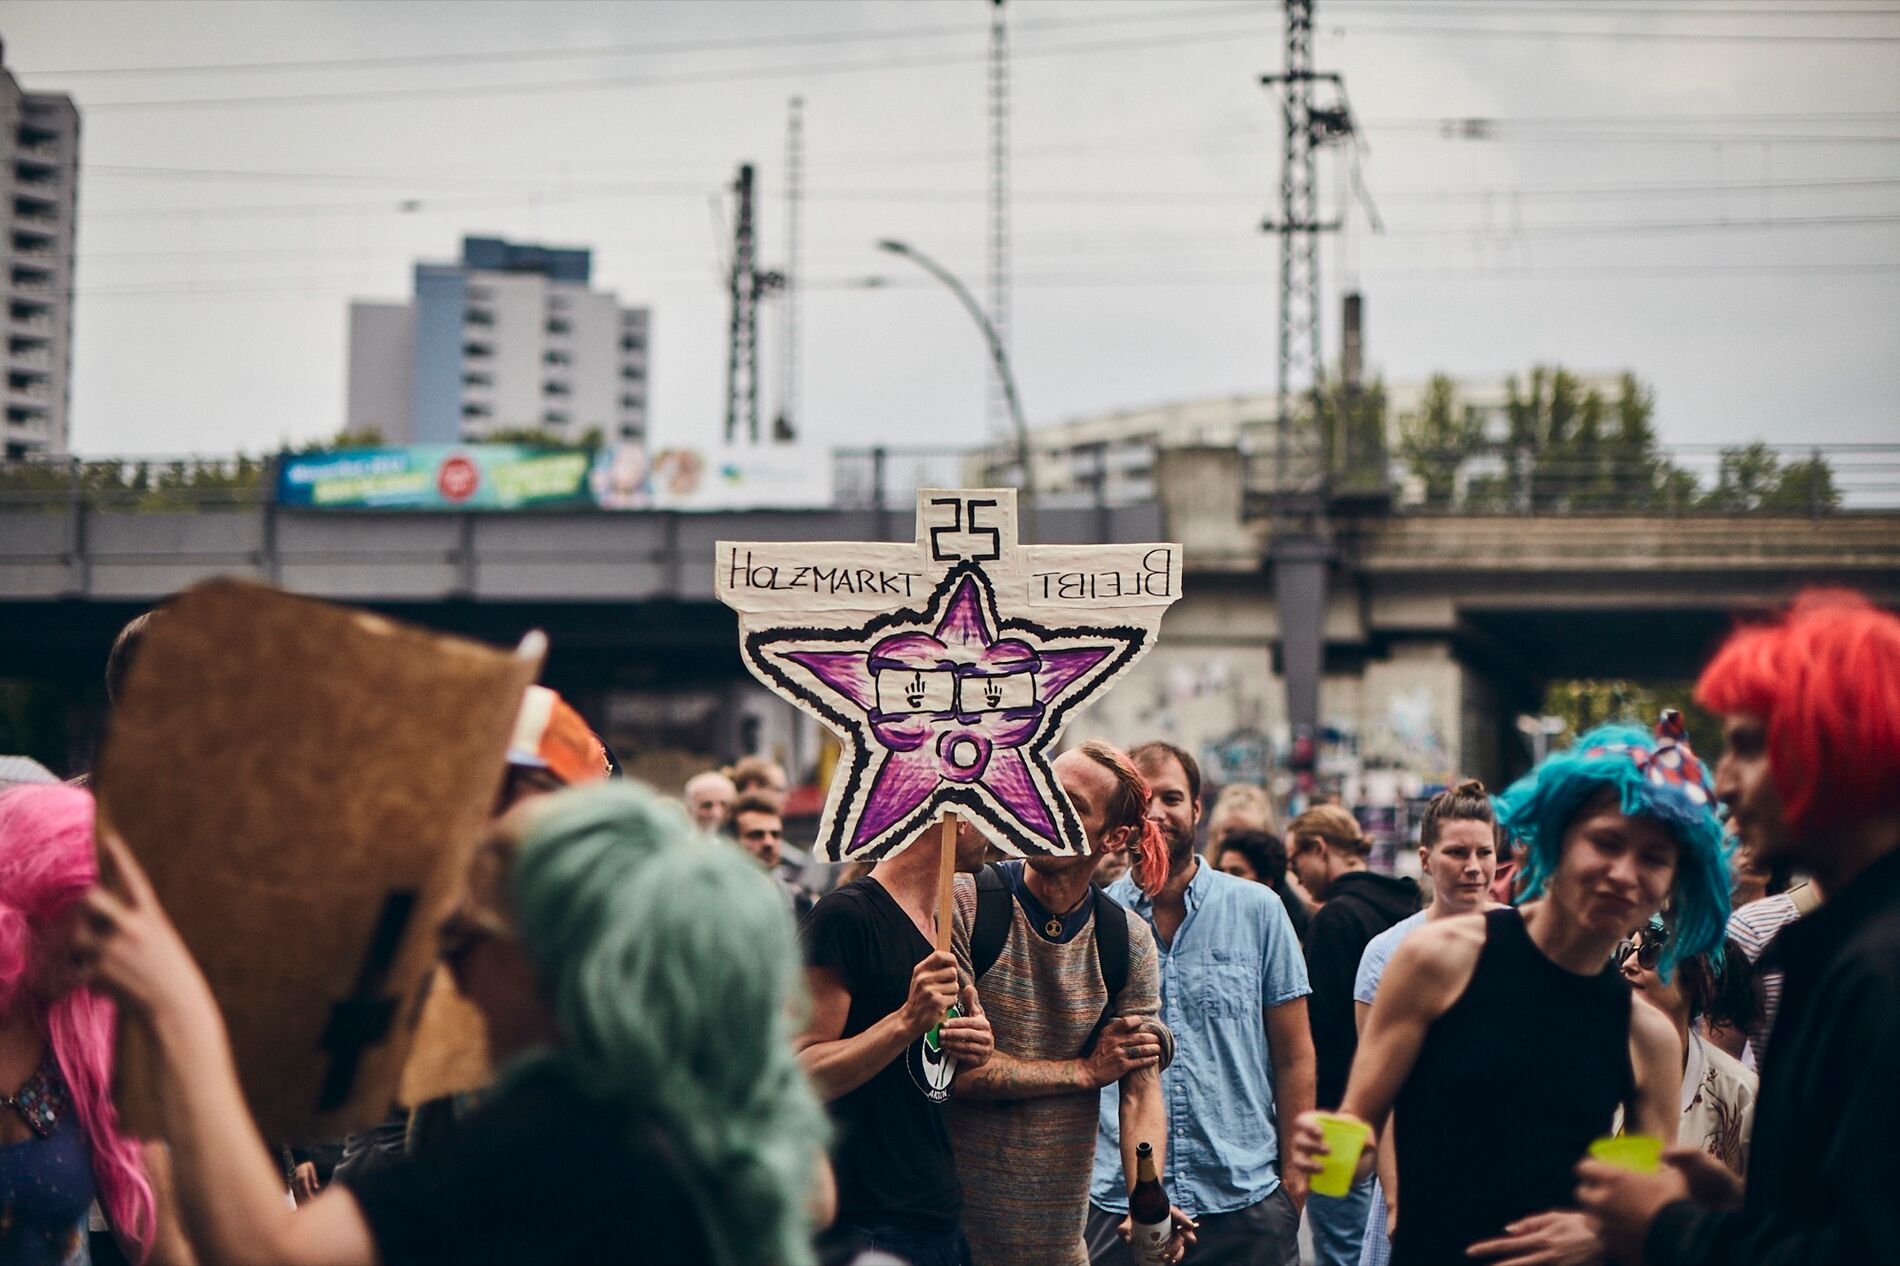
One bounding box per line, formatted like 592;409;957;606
1349;778;1501;1266
69;781;830;1266
0;785;155;1265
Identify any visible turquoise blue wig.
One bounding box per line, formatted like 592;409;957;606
1494;720;1731;981
507;781;829;1266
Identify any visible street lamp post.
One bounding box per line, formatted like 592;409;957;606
876;239;1037;540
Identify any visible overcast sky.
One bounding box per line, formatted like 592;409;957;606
6;0;1898;462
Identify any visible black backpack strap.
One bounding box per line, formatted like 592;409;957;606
1080;891;1131;1057
971;862;1012;981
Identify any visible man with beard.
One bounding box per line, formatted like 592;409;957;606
950;741;1188;1266
1578;591;1900;1266
1084;742;1316;1266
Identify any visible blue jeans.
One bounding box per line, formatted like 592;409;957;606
825;1221;972;1266
1306;1173;1374;1266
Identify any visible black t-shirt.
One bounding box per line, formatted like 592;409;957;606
801;878;961;1233
341;1062;721;1265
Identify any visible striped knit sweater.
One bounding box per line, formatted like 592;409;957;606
949;873;1161;1266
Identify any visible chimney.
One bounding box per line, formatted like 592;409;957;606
1342;291;1364;394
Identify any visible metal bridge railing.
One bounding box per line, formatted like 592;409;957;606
1;442;1894;515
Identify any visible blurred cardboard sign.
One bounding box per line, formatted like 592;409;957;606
95;579;541;1143
396;966;492;1108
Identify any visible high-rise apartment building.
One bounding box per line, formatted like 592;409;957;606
0;42;79;459
347;236;649;446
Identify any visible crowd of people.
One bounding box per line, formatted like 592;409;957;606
0;588;1893;1264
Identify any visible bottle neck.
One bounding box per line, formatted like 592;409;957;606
1135;1147;1159;1185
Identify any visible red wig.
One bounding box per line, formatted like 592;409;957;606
1075;740;1170;895
1695;590;1900;838
0;786;155;1260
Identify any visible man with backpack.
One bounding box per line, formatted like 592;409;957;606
950;741;1188;1266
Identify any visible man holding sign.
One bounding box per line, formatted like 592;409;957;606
797;817;994;1266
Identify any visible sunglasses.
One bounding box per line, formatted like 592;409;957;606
1614;927;1668;970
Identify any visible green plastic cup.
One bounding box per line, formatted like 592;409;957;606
1588;1133;1663;1174
1310;1113;1371;1197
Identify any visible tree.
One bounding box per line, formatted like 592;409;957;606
1399;374;1485;508
480;426;605;449
1312;374;1389;492
1700;442;1840;513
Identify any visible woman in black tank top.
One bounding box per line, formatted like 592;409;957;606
1391;906;1633;1265
1287;717;1736;1266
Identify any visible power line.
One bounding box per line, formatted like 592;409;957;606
19;3;1267;77
49;258;1900;301
1327;19;1900;42
1329;1;1900;13
68;21;1281;112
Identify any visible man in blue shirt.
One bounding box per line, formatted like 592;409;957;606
1086;742;1316;1266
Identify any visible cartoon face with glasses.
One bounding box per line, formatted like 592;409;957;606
866;629;1042;784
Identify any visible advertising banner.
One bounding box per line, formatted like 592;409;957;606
276;446;593;510
278;444;831;511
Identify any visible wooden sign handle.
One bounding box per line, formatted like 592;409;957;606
936;811;959;954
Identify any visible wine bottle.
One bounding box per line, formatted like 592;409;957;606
1129;1141;1172;1266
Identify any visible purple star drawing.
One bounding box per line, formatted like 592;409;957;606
752;565;1141;861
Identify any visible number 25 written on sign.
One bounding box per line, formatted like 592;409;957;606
928;496;1002;563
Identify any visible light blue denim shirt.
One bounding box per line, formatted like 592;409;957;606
1090;861;1311;1218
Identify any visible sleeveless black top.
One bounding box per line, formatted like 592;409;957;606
1391;907;1633;1266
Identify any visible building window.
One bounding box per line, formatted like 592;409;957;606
543;349;571;366
460;402;491;419
461;372;492;389
463;340;492;359
546;318;570;336
620;334;645;353
620;365;644;382
544;380;570;397
619;393;645;411
543;410;569;427
463;308;494;328
618;424;640;439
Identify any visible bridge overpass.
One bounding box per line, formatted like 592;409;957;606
3;449;1896;787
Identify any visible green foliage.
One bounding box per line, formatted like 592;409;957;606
0;455;265;511
1400;365;1837;515
1399;374;1487;508
479;426;604;449
1312;375;1389;492
1540;679;1721;752
1699;442;1841;513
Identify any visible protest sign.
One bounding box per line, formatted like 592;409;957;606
95;579;541;1142
718;489;1181;869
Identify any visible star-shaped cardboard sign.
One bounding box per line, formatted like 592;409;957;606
718;489;1181;861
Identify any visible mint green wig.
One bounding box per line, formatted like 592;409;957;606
507;781;828;1266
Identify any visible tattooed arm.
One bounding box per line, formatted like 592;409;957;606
953;1015;1160;1099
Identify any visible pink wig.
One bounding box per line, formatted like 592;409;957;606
1075;740;1170;895
0;785;154;1259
